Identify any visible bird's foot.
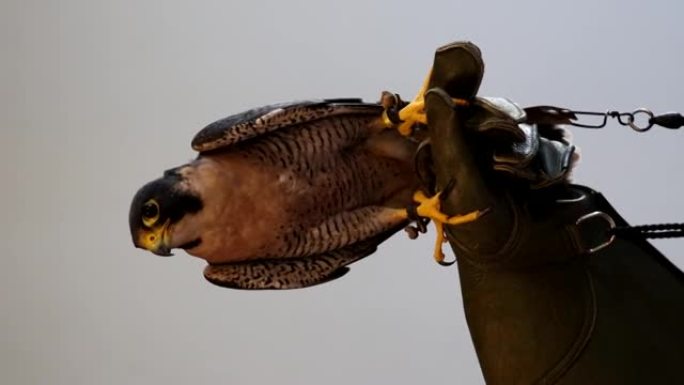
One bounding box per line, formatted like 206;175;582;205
380;69;469;136
401;188;488;265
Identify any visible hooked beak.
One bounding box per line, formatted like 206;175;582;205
151;245;173;257
136;220;174;257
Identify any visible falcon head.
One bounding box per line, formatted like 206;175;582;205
129;168;203;256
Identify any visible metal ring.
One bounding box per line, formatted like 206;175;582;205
629;108;655;132
575;211;616;254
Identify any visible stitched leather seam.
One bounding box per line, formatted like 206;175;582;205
535;267;597;385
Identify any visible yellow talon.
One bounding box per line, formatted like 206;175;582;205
396;69;432;136
432;220;447;264
399;189;486;264
382;69;470;136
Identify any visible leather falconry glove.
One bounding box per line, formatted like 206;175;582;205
421;42;684;385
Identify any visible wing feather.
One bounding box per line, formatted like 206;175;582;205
192;98;383;153
202;226;401;290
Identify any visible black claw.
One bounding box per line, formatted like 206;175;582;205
437;256;457;266
440;178;458;202
478;207;492;218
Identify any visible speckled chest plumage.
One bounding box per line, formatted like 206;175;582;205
196;112;416;263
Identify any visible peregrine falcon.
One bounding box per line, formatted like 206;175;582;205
129;93;484;289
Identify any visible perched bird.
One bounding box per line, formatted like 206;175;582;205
129;94;483;289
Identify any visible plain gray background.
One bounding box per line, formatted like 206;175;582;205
2;0;683;384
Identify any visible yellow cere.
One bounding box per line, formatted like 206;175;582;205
138;219;170;251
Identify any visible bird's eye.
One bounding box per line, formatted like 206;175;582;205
142;200;160;227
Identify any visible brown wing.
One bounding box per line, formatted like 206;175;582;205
202;227;401;290
191;99;383;153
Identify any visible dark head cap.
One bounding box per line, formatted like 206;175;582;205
129;169;203;255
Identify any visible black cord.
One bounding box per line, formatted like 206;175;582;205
612;223;684;239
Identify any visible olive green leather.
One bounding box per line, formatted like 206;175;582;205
424;42;684;385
